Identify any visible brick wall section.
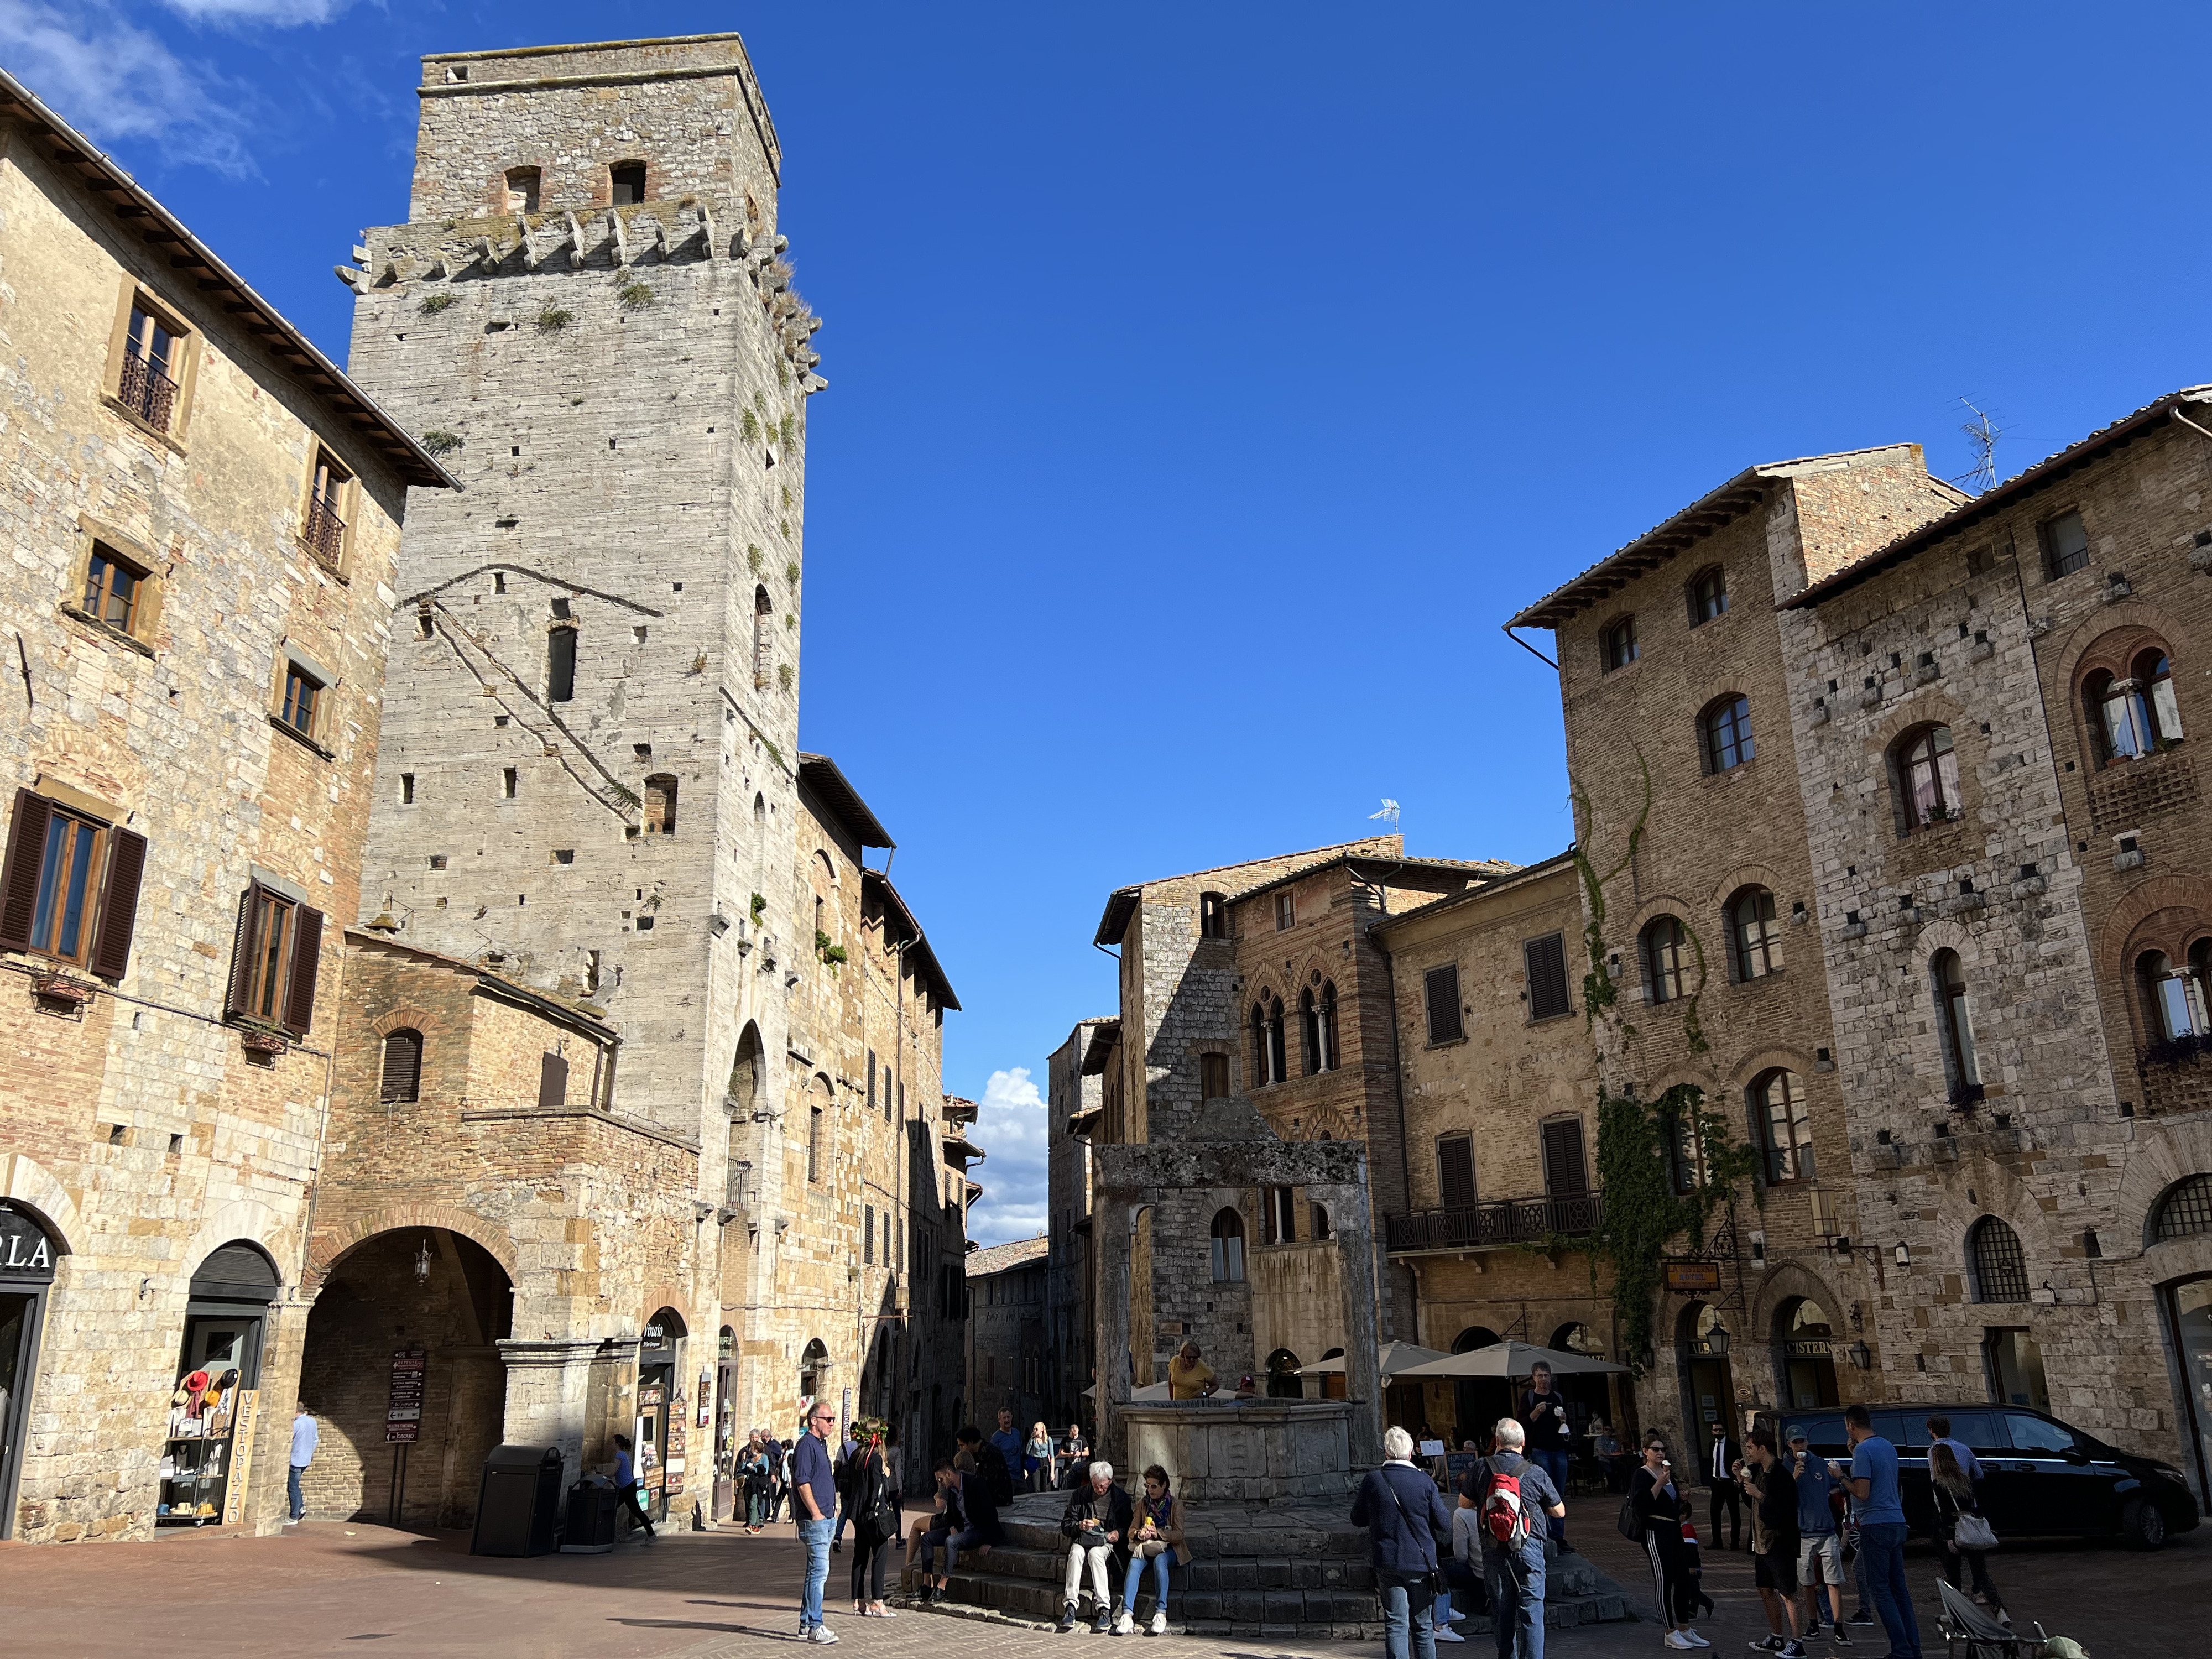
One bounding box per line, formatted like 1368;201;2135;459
1046;1020;1104;1423
0;115;416;1542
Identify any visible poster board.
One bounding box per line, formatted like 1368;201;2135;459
220;1389;259;1526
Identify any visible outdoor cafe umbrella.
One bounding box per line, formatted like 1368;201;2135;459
1389;1340;1629;1380
1292;1340;1451;1382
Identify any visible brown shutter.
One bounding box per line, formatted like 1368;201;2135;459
538;1051;570;1108
1423;964;1463;1044
1525;932;1571;1021
90;827;148;980
381;1031;422;1103
0;789;54;952
1542;1119;1589;1197
280;904;322;1035
224;883;261;1018
1437;1134;1477;1209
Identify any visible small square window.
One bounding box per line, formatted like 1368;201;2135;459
1275;891;1295;932
80;540;152;639
610;161;647;205
2042;510;2090;580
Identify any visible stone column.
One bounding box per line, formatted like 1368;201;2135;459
1093;1191;1131;1468
499;1337;624;1484
1316;1178;1383;1468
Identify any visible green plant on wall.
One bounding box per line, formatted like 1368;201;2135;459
750;892;768;920
784;560;800;587
420;429;462;456
618;281;654;309
779;413;796;448
740;409;761;443
419;292;455;314
815;930;847;970
747;544;764;573
777;662;794;692
536;305;573;333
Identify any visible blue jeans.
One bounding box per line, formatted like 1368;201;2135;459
1484;1543;1546;1659
1529;1451;1570;1546
1121;1549;1171;1614
1376;1570;1437;1659
288;1464;306;1520
1858;1521;1920;1659
799;1517;833;1628
922;1524;984;1575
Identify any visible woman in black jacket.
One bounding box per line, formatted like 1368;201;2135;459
1629;1432;1706;1651
847;1420;902;1618
1929;1443;2005;1619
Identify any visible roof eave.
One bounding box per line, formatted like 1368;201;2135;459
798;753;895;849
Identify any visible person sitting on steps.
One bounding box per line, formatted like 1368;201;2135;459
1057;1459;1132;1633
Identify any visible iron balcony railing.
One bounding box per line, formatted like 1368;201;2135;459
1385;1192;1603;1254
118;348;179;431
303;494;347;566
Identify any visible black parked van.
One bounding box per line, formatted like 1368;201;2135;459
1776;1402;2199;1550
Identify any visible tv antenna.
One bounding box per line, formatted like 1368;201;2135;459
1954;398;2001;493
1369;798;1401;828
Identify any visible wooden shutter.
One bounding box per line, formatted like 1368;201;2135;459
223;883;261;1018
1524;932;1571;1021
539;1050;570;1108
280;904;322;1035
1423;964;1463;1044
0;789;53;952
90;827;148;981
381;1031;422;1103
1437;1134;1477;1209
1542;1118;1589;1196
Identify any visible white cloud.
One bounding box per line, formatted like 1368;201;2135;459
156;0;353;24
967;1066;1051;1247
0;2;258;175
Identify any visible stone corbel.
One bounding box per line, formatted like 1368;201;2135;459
564;212;587;269
607;210;630;268
332;264;367;294
699;205;718;258
474;237;498;271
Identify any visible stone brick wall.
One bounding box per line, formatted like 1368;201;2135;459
0;115;416;1542
1046;1020;1104;1423
967;1241;1049;1432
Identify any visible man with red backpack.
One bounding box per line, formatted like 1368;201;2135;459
1457;1419;1565;1659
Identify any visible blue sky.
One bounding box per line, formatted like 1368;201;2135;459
14;3;2210;1243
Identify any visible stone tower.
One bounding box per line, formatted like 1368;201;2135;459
343;35;823;1434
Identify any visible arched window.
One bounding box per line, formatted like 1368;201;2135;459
2153;1174;2212;1242
1700;695;1754;773
1602;616;1638;672
1968;1215;2029;1303
1300;988;1321;1076
1641;916;1688;1004
547;624;577;703
1728;886;1781;981
2138;948;2210;1042
1318;980;1339;1071
2090;649;2184;764
1688;567;1728;625
1210;1207;1246;1282
1895;724;1960;831
1663;1100;1707;1194
1267;996;1286;1083
753;586;773;689
728;1023;763;1113
1751;1068;1812;1183
2138;649;2184;747
1264;1348;1303;1398
1932;950;1981;1092
380;1029;422;1103
1199;891;1228;940
1309;1201;1332;1240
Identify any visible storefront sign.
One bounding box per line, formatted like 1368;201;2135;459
1663;1261;1722;1292
384;1348;425;1444
220;1389;259;1526
1783;1338;1832;1359
0;1206;56;1282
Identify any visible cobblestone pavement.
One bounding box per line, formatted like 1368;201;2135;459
0;1506;2199;1658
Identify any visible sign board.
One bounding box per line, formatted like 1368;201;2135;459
1662;1261;1723;1292
221;1389;259;1526
0;1205;57;1282
1445;1451;1481;1495
384;1348;425;1444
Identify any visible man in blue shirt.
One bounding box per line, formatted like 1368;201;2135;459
792;1402;842;1643
286;1402;318;1525
1923;1416;1981;1485
1787;1428;1846;1642
1457;1419;1566;1659
1844;1405;1918;1659
989;1409;1024;1487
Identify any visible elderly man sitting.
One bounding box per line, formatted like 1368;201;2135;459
1057;1459;1133;1632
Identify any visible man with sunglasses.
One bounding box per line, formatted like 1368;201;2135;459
794;1402;842;1644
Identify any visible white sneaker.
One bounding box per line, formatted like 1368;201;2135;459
1113;1609;1134;1636
1663;1636;1697;1652
808;1627;840;1645
1681;1632;1712;1649
1147;1611;1168;1637
1434;1627;1467;1643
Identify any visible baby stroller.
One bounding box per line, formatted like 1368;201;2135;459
1935;1579;2072;1659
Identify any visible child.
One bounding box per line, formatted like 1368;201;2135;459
1678;1515;1717;1625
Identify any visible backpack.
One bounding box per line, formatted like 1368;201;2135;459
1478;1458;1533;1551
976;1440;1014;1505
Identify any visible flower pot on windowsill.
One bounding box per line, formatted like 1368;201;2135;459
30;973;93;1008
240;1029;289;1058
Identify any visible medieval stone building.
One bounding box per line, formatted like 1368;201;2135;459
967;1235;1050;1435
0;70;448;1541
1046;1017;1109;1425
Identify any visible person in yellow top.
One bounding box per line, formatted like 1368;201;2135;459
1166;1340;1218;1400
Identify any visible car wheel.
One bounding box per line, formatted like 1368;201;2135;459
2121;1496;2168;1551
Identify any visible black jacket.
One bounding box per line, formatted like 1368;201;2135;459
1751;1459;1799;1552
1703;1434;1739;1488
1351;1463;1453;1576
1061;1481;1133;1555
1630;1465;1686;1533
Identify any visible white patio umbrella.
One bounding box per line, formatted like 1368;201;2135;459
1390;1340;1629;1380
1079;1380;1172;1401
1292;1340;1451;1381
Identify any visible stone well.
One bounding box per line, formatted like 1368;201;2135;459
1120;1399;1354;1502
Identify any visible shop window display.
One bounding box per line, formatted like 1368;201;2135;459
159;1242;278;1526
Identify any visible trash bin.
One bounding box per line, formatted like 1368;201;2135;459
471;1443;564;1557
561;1480;623;1553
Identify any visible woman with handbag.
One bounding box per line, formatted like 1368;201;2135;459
848;1418;904;1619
1928;1443;2006;1619
1627;1432;1709;1650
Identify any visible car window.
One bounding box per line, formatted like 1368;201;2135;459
2003;1413;2075;1455
1782;1413;1845;1458
1873;1410;1917;1450
1939;1410;2004;1455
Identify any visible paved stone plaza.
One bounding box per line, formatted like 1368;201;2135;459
1;1504;2199;1658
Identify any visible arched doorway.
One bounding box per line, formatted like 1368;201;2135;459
1677;1301;1738;1487
1452;1325;1506;1447
1544;1322;1614;1443
299;1229;512;1528
2151;1173;2212;1500
0;1202;61;1541
800;1336;832;1426
714;1326;738;1522
1772;1298;1840;1410
637;1307;687;1524
162;1241;280;1527
1264;1347;1303;1399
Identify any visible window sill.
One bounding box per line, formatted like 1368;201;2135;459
295;540;351;584
100;394;187;456
1701;758;1757;784
1423;1035;1469;1051
268;712;335;760
1525;1009;1577;1026
59;604;155;660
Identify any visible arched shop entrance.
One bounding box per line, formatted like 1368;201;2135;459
299;1229;512;1528
1546;1322;1617;1442
1676;1301;1739;1486
636;1308;688;1525
1772;1298;1840;1411
0;1203;61;1541
161;1241;280;1527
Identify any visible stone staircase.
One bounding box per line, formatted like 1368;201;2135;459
895;1492;1637;1639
